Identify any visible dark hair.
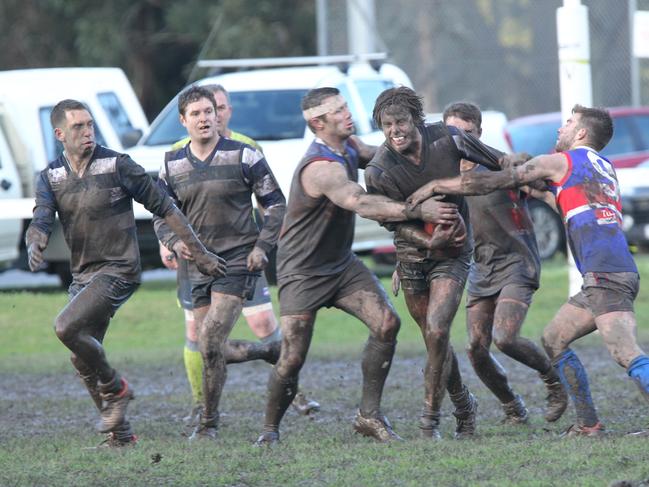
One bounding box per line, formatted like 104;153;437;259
50;99;89;129
572;104;613;151
178;85;217;116
442;101;482;130
372;86;425;128
301;87;340;133
202;83;230;105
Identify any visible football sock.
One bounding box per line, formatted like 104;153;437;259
554;349;599;427
183;342;203;404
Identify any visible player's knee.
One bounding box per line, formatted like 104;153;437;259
541;329;561;359
493;329;516;353
466;339;489;363
377;310;400;342
54;315;75;344
276;350;305;376
426;326;450;345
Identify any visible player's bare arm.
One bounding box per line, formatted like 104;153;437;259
395;220;466;251
407;153;567;206
302;159;459;224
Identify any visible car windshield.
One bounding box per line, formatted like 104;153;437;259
144;89;308;146
353;79;394;130
39;106;106;161
507;120;559;156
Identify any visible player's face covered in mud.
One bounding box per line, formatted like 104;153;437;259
380;106;419;155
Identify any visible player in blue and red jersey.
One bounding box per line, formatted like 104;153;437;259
407;104;649;437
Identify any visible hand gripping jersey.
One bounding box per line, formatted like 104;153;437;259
549;147;637;274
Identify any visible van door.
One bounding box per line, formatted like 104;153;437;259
0;128;22;264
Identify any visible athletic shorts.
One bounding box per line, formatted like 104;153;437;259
466;282;536;308
568;271;639;317
278;255;382;316
176;258;271;311
68;274;139;317
190;272;259;309
397;255;470;294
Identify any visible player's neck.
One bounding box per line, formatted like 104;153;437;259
190;135;219;160
63;150;92;177
317;133;346;155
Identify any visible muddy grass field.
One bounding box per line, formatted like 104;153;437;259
1;260;649;486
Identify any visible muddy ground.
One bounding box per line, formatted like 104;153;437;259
2;342;647;443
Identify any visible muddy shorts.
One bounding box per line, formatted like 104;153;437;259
68;273;139;317
190;271;259;309
177;258;271;311
397;255;470;295
568;271;639;317
466;282;536;308
278;255;382;316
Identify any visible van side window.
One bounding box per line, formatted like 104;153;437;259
98;92;142;148
39;107;106;162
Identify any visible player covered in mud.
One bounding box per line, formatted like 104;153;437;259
408;104;649;437
365;87;501;439
255;87;459;445
441;101;567;426
154;86;286;441
26;99;226;447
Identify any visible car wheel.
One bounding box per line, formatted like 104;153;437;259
528;200;565;260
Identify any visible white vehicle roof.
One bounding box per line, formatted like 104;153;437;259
202;66;349;91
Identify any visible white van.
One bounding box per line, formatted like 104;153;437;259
0;67;150;284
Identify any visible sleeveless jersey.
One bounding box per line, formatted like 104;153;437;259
549;147;636;274
277;138;359;277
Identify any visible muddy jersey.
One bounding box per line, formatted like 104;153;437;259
466;165;540;296
364;123;501;263
155;137;285;272
549;146;637;274
277;138;359;278
30;145;174;284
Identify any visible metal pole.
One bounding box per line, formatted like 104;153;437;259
630;0;640;106
316;0;328;57
347;0;376;55
557;0;592;297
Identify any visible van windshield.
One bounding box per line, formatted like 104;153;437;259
145;89;308;146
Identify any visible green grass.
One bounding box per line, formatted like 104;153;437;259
1;255;648;486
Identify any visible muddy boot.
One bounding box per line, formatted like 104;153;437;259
352;410;403;442
255;430;280;446
93;420;137;449
450;385;478;439
540;370;568;423
501;395;529;425
560;422;605;438
99;377;134;433
291;392;320;416
419;409;442;440
189;411;219;441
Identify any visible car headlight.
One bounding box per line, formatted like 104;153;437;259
622;214;634;231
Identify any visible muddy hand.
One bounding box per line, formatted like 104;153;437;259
172;241;193;261
247;246;268;272
407;187;441;210
499;152;532;170
391;269;400;297
448;217;467;247
418;196;458;225
27;242;45;272
195;250;227;277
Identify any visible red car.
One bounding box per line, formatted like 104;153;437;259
504;106;649;259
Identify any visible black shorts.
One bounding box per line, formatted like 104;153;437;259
68;274;139;317
397;255;470;295
190;271;259;309
278;256;382;316
466;282;536;308
568;272;639;317
177;258;271;311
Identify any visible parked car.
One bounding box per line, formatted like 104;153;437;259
617;159;649;251
128;61;414;280
504;106;649;259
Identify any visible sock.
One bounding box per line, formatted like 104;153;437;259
553;349;599;427
261;327;281;344
627;355;649;403
264;368;298;432
183;342;204;404
360;336;396;418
